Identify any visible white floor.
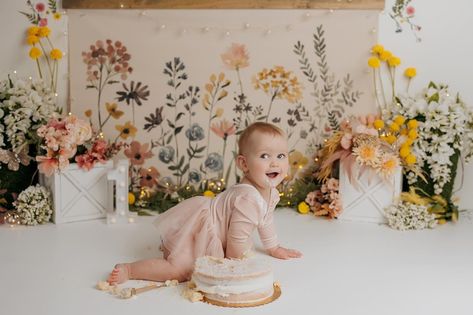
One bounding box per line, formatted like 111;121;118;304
1;208;473;315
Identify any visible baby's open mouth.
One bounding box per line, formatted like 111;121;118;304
266;172;280;179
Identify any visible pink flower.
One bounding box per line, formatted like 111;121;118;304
340;133;353;150
326;178;339;191
35;3;45;12
406;6;415;16
75;153;95;171
221;43;249;70
39;18;48;27
210;119;236;140
36;156;59;176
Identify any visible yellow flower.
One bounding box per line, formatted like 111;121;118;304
29;47;42;59
373;119;384;130
106;102;124;119
37;26;51;38
26;35;39;46
215;107;224;117
53;12;62;20
394;115;406;125
404;67;417;78
403;138;414;147
203;190;215;198
437;218;447;225
368;57;381;68
371;44;384;55
289;150;309;171
27;26;39;36
400;128;408;136
399;146;410;158
50;48;63;60
115;121;138;139
298;201;310;214
387;56;401;67
128;192;136;205
408;129;418;139
379;50;392;61
389;122;400;132
353;143;380;166
385;134;397;145
379;154;399;177
84;109;93;118
407;119;418;129
405;153;417;165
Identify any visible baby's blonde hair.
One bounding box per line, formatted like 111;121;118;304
238;122;285;155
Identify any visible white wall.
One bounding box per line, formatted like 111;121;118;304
378;0;473;210
1;0;472;210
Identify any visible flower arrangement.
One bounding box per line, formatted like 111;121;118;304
36;114;122;176
21;0;63;93
299;178;341;218
14;184;53;225
385;200;436;231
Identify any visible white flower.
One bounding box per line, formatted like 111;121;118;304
14;184;53;225
385;201;437;231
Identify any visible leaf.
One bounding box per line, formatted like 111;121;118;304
182;164;190;175
195;146;206;153
176;112;185;121
177;156;185;168
174;126;184;135
168;165;177;171
166;134;173;144
167;119;175;129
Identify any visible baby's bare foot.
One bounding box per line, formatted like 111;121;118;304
107;264;130;284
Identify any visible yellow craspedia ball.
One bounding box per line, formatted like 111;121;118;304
403;138;414;146
29;47;42;59
387;56;401;67
27;25;39;36
389;122;400;132
373;119;385;130
405;153;417;165
379;50;392;61
50;48;63;60
400;128;408;136
368;57;381;68
408;129;418;139
399;146;410;158
404;67;417;78
386;134;397;145
394;115;406;125
203;190;215;198
37;26;51;38
371;44;384;55
53;12;62;20
128;192;135;205
407;119;418;129
437;218;447;225
297;201;310;214
26;35;39;46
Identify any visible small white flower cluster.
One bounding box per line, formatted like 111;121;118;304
14;184;53;225
0;77;57;152
385;201;437;231
392;83;473;194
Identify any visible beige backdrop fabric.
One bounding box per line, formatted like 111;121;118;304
68;9;378;189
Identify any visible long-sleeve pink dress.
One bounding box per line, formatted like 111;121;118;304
153;183;280;274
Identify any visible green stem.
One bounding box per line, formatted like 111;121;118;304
35;59;43;79
265;90;278;122
97;65;104;131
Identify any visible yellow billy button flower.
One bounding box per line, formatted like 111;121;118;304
379;50;392;61
408;129;418;139
373;119;384;130
128;192;136;205
394;115;406;125
50;48;63;60
407;119;418;129
368;57;381;68
203;190;215;198
385;134;397;145
53;12;62;20
437;218;447;225
405;153;417;165
371;44;384;55
387;56;401;67
37;26;51;38
29;47;42;59
297;201;310;214
27;25;39;36
400;128;408;136
399;146;410;158
26;35;39;46
404;67;417;78
389;122;400;132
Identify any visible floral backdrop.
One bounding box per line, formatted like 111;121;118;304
68;10;378;195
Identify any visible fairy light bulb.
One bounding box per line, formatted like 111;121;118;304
244;23;251;29
119;3;124;8
202;26;210;33
225;30;231;37
160;24;166;30
265;29;272;35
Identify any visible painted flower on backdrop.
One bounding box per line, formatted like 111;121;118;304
210;119;236;140
221;43;250;70
158;146;175;164
105;102;124;119
188;169;202;184
139;166;160;188
124;141;153;166
115;121;137;140
389;0;422;42
144;107;164;132
205;153;224;173
185;123;205;141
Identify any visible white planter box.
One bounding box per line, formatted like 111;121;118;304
40;161;114;224
339;161;402;223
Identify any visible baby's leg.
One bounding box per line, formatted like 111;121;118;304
107;258;190;284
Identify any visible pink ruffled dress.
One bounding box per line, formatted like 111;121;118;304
153;183;280;273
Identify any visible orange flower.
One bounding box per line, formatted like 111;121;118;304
210;119;236;140
115;121;137;139
106;102;124;119
139;166;160;188
221;43;250;70
124;141;153;165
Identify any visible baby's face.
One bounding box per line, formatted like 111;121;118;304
241;132;289;188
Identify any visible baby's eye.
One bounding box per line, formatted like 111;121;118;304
277;153;287;159
260;153;270;159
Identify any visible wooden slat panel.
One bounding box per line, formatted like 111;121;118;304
63;0;384;10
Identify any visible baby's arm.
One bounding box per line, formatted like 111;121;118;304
258;210;302;260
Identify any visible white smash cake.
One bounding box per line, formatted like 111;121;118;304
191;256;275;305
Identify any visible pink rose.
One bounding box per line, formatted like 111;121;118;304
35;3;45;12
39;18;48;27
406;6;415;16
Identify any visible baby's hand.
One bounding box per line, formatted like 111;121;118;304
268;246;302;260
